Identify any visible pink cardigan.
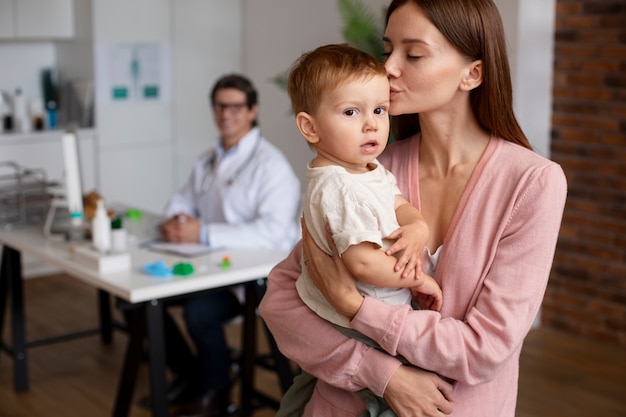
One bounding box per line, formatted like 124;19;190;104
259;136;567;416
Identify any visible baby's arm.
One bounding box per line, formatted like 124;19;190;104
341;244;442;311
341;195;429;283
342;242;424;288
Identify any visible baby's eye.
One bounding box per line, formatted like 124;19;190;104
374;107;387;115
344;109;358;116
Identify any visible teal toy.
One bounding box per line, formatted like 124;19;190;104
144;260;172;278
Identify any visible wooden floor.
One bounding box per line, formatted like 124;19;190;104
1;274;625;417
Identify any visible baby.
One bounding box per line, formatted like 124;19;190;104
288;44;442;329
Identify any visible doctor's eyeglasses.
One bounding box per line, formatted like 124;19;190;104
212;102;248;114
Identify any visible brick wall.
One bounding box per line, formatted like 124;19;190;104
544;0;626;346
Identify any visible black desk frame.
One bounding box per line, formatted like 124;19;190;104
0;244;294;417
0;245;114;392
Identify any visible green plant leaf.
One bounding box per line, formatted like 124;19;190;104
269;71;289;91
271;0;386;93
337;0;384;59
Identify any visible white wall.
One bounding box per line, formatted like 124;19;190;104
91;0;174;212
171;0;242;189
494;0;555;157
0;42;56;101
89;0;242;213
244;0;389;186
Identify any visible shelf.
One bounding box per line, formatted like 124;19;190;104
0;128;96;144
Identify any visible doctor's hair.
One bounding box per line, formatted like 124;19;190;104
210;73;258;126
287;43;386;116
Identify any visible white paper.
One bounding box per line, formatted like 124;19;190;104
145;241;218;258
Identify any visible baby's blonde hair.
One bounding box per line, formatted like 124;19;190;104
288;43;387;116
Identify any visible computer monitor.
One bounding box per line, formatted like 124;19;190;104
43;131;85;239
61;132;84;220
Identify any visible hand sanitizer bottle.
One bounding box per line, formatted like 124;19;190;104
68;211;85;242
92;199;111;253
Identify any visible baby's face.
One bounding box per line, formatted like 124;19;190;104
312;75;390;173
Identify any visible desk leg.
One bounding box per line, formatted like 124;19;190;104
0;246;8;356
239;281;259;416
146;300;168;417
112;307;146;417
98;290;113;344
1;246;28;392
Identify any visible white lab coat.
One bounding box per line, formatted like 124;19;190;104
164;127;301;252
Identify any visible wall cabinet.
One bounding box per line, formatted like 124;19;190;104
0;1;15;38
0;0;74;39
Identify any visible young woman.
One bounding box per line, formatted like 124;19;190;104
259;1;567;416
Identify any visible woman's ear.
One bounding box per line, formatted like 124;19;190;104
296;112;320;144
461;60;483;91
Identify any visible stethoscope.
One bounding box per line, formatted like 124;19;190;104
197;130;262;192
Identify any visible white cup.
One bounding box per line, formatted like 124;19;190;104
111;228;128;252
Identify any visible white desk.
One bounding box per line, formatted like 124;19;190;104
0;224;288;417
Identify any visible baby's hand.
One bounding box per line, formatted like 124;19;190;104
385;222;427;278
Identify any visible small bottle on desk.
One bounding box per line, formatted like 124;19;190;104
92;199;111;253
67;211;85;242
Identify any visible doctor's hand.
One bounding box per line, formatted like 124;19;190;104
160;212;201;243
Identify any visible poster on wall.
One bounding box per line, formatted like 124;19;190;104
95;41;171;104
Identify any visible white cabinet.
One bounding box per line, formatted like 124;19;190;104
0;0;74;39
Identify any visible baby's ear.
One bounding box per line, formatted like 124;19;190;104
296;112;320;144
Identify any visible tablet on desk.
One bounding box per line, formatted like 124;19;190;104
143;241;219;258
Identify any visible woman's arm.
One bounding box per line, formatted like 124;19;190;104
312;163;567;385
259;242;400;395
260;227;454;413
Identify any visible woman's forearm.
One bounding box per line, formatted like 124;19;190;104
259;242;401;396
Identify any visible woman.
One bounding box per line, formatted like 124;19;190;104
259;0;567;416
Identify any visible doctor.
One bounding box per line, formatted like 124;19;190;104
157;74;301;417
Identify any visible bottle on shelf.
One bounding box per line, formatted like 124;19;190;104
91;199;111;253
12;88;29;133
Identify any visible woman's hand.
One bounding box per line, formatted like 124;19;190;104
301;218;364;319
384;365;454;417
160;212;201;243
